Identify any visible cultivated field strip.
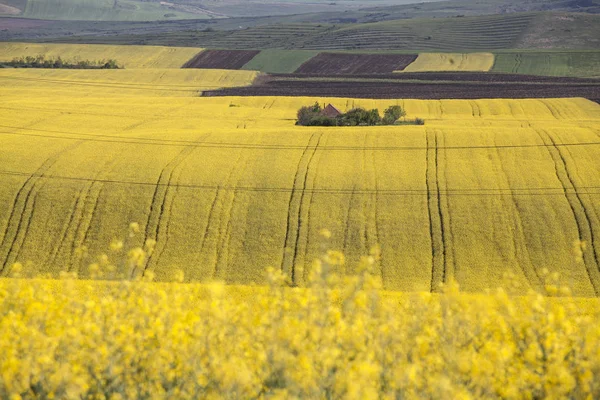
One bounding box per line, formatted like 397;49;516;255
0;88;599;294
182;50;261;70
492;52;600;78
401;53;495;73
294;53;418;75
0;68;259;97
0;42;205;68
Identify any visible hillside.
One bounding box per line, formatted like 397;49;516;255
0;0;440;20
3;0;599;21
7;11;598;51
0;0;217;20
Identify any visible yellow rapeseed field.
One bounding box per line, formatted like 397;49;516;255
400;52;495;72
0;68;599;296
0;42;204;68
0;68;259;97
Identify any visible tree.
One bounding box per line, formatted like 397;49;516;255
338;107;381;126
296;102;322;126
382;105;406;125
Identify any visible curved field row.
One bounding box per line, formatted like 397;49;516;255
0;76;599;295
400;53;495;73
0;42;204;69
0;68;259;97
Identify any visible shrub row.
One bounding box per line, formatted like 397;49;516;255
2;55;121;69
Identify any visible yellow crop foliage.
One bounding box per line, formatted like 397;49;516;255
0;68;259;97
0;68;599;295
400;52;495;72
1;250;600;398
0;42;203;68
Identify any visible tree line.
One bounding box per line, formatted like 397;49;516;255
1;55;121;69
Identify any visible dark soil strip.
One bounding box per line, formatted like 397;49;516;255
294;53;418;75
203;80;600;100
182;49;261;69
274;72;600;84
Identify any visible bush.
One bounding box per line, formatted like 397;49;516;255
414;117;425;125
296;102;322;126
382;105;406;125
338;107;381;126
306;115;338;126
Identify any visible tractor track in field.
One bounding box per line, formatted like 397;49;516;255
0;141;82;274
142;144;200;277
426;129;445;292
197;135;256;279
298;134;329;278
366;134;382;281
213;146;258;278
490;134;541;291
292;134;326;284
42;186;86;269
66;147;131;273
69;183;104;272
559;138;600;250
440;130;457;281
545;130;600;273
342;185;357;256
535;128;600;295
44;152;125;271
281;133;323;284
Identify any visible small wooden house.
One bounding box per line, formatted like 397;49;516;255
321;104;342;118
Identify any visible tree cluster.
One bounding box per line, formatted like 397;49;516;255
2;55;121;69
296;103;423;127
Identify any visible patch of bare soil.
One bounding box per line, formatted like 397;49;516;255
182;49;261;69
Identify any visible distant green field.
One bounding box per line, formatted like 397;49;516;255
241;49;318;73
492;52;600;78
22;0;208;21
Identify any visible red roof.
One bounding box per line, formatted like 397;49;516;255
321;104;342;118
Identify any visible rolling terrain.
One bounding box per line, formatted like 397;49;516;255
1;0;600;396
3;11;599;53
0;67;599;295
16;0;212;21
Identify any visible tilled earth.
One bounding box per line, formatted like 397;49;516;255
202;72;600;99
294;53;418;75
182;49;260;69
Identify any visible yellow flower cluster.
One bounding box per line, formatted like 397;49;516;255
1;254;600;399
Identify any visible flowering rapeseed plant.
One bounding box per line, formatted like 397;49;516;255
1;236;600;399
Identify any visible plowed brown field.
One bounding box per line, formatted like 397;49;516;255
182;49;260;70
202;79;600;100
294;53;418;75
